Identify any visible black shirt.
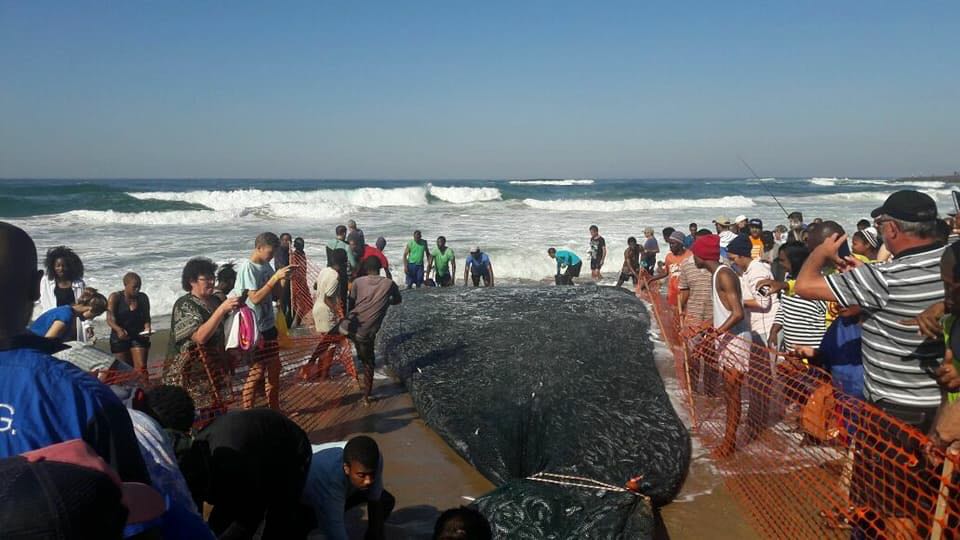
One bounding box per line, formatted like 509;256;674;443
54;285;75;307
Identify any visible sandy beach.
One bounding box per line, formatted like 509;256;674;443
118;316;756;539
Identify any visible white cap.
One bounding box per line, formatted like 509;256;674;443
734;215;748;223
471;246;480;253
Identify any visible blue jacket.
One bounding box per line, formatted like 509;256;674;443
0;334;149;483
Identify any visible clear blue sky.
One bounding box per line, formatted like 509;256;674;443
1;1;957;179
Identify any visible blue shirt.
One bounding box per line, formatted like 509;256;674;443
230;259;276;332
29;305;74;339
302;442;384;540
0;334;149;482
555;250;581;272
465;253;491;273
683;234;695;248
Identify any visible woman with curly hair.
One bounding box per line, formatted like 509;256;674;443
163;257;239;412
30;287;107;342
38;246;92;341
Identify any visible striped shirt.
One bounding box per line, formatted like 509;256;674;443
826;244;946;407
677;256;712;324
774;293;827;349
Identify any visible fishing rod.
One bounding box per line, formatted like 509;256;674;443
737;155;790;218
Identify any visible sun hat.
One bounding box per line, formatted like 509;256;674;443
734;215;748;223
713;216;732;226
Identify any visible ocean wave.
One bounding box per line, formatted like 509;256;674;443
129;187;430;210
60;209;245;225
508;179;595;186
808;177;945;189
797;189;953;203
521;195;755;212
427;185;502;204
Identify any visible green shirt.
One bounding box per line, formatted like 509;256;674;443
431;247;455;277
406;239;428;265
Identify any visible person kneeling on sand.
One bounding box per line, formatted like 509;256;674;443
338;257;402;405
303;436;395;540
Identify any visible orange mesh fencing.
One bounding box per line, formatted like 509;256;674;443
99;256;370;437
639;282;960;538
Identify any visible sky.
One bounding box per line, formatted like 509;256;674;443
1;1;958;179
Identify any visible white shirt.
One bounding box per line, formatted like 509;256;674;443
312;267;341;333
718;230;737;248
37;278;90;343
739;259;779;341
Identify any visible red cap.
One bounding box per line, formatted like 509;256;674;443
22;439;165;526
690;234;721;262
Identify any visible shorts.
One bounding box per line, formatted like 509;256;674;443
590;258;603;270
436;273;453;287
110;334;150;354
619;271;638;284
471;271;491;286
715;330;753;372
353;338;376;367
405;263;425;287
565;261;582;278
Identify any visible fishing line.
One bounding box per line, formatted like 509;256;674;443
737;155;789;218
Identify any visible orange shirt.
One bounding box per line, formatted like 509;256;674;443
664;251;692;307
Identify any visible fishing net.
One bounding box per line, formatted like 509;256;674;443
378;286;691;538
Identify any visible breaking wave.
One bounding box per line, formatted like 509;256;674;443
521;195;755;212
508;179;595;186
427;185;502;204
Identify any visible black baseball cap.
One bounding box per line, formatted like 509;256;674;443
748;218;763;229
870;190;938;221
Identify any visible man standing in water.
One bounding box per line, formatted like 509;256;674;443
427;236;456;287
588;225;607;281
339;258;402;405
691;234;751;458
233;232;294;410
464;247;494;287
402;230;431;289
616;237;642;288
548;247;582;286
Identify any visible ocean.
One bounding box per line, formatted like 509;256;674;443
3;176;952;329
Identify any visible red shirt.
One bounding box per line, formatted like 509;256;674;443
360;245;389;272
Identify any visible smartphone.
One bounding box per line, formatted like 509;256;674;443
239;290;249;304
757;285;771;297
953;190;960;216
837;241;851;259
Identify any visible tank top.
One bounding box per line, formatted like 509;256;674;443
711;266;749;334
112;292;149;335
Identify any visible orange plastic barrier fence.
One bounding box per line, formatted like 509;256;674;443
99;257;369;437
638;284;960;539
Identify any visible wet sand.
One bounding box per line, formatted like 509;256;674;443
115;326;755;539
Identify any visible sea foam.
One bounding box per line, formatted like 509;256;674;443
521;195;755;212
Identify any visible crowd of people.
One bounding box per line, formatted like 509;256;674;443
4;188;960;537
0;220;495;539
614;190;960;536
